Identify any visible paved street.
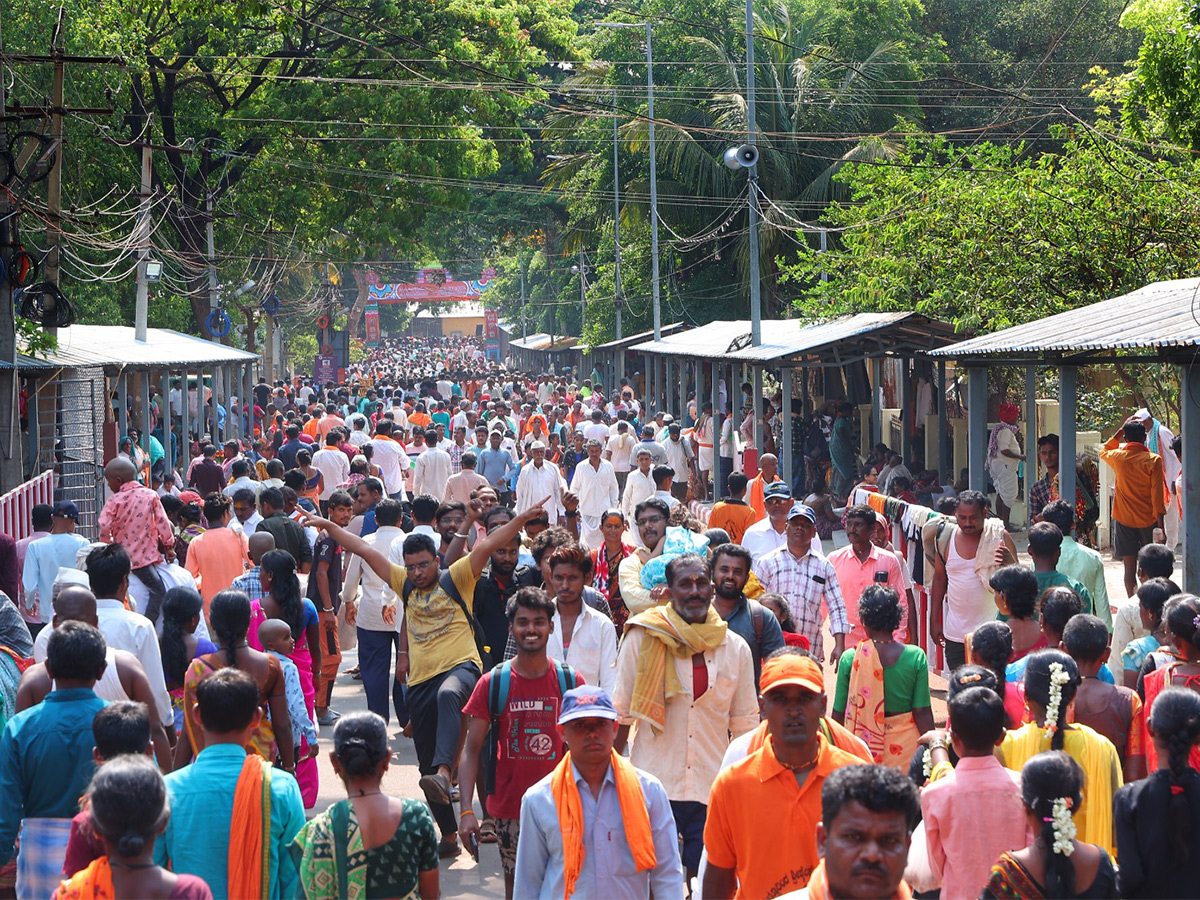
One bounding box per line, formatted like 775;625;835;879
307;645;505;898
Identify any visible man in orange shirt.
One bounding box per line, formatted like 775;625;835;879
701;654;862;899
708;473;759;544
408;401;432;431
1100;417;1167;597
746;453;783;521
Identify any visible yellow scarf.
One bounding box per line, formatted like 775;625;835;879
551;750;656;900
54;857;114;900
626;604;727;734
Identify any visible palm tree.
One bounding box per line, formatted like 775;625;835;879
546;0;906;319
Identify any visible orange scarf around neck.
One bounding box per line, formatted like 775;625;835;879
54;856;114;900
551;749;656;899
229;753;272;900
746;718;874;763
805;858;911;900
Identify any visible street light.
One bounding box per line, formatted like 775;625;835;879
598;21;660;342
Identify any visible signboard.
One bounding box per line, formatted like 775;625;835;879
484;309;499;340
314;354;337;383
364;299;380;346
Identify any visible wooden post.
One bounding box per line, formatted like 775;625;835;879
1059;366;1077;508
967;366;987;492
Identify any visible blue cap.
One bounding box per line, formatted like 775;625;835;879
787;503;817;523
52;500;79;520
763;481;793;500
558;686;619;725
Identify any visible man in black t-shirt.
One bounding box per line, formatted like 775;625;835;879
308;490;354;724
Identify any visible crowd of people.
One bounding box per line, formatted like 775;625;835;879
0;333;1194;899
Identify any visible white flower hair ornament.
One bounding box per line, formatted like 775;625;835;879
1045;797;1076;856
1043;661;1071;739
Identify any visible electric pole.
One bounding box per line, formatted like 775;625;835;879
613;88;623;342
134;118;152;343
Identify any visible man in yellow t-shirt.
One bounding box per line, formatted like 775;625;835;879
302;493;549;857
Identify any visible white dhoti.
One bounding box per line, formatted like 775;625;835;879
578;515;604;551
989;459;1019;506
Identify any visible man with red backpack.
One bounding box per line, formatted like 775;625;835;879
458;586;581;899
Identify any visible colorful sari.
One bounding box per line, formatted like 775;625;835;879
249;602;319;807
182;654;277;762
592;542;634;632
843;640;922;768
981;849;1117;899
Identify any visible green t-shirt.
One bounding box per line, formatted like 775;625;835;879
834;643;931;715
1035;569;1094;616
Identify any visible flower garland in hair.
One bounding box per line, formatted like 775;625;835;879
1045;797;1076;856
1043;662;1070;738
922;749;932;779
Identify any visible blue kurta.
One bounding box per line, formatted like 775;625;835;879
155;743;306;900
0;687;108;861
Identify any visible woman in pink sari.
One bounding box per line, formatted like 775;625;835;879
248;549;322;806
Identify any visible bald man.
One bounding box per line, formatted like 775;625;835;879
230;532;276;603
15;586;173;771
98;457;175;623
746;453;783;521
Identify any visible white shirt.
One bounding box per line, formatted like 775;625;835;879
516;461;566;523
606;432;635;472
569;459;620;517
622;469;656;520
583;422;610;445
741;518;789;561
348;429;370;448
652;489;679;510
370;437;408;497
662;436;693;475
229;511;263;536
548;602;617;694
35;597;173;726
342;526;405;632
413;446;453;501
611;626;758;803
222;475;262;499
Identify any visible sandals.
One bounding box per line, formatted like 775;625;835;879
479;818;498;844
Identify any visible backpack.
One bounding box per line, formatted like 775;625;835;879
401;569;491;670
485;658;578;794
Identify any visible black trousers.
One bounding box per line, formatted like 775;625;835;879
408;661;479;835
131;563;167;623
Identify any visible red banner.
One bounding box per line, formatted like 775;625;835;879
484;309;499;340
365;308;380;345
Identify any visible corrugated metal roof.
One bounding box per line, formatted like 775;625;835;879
588;323;688;352
508;333;580;352
629;313;961;363
930;278;1200;358
0;325;259;371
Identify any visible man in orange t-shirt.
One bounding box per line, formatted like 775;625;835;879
708;473;759;544
1099;417;1167;597
702;654;861;899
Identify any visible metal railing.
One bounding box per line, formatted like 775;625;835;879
0;470;54;540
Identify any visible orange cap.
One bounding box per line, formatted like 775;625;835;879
759;655;824;695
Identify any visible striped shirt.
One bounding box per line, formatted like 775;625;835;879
752;544;849;657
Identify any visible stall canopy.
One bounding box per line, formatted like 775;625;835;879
928;277;1200;363
630;312;961;365
3;325;258;371
929;276;1200;589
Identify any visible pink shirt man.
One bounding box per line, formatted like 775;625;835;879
826;542;905;645
98;481;175;569
921;755;1030;899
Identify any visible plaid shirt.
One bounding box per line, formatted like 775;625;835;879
230;566;267;603
448;441;468;474
752;544;848;657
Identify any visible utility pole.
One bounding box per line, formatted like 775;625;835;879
519;245;527;341
264;234;276;381
598;22;658;340
42;36;64;341
0;22;22;486
745;0;762;348
613;88;623;342
206;191;219;329
134;118;152;343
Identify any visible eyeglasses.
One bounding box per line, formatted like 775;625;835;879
636;514;666;526
407;558;439;572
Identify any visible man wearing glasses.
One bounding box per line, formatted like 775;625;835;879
617;498;673;616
